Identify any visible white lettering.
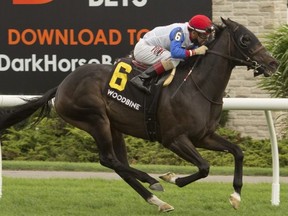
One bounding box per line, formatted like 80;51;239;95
106;89;141;110
45;54;57;71
24;58;31;71
11;58;23;72
71;59;79;71
89;0;147;7
58;58;71;72
32;54;44;71
89;0;103;6
107;89;115;96
78;58;88;66
132;0;147;7
0;54;113;72
123;0;128;6
0;54;11;71
87;59;100;64
101;55;112;64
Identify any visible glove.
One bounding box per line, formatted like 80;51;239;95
193;45;208;55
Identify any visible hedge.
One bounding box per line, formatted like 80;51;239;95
1;112;288;168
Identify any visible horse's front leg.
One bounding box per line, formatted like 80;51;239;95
198;133;244;209
162;134;210;187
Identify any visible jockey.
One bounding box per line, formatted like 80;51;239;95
130;14;213;94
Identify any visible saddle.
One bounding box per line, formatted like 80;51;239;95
106;57;174;141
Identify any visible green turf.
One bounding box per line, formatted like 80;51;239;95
0;177;287;216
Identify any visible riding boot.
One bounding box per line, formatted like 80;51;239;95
130;60;173;94
130;66;158;94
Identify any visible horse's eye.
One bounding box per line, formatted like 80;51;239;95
239;35;251;48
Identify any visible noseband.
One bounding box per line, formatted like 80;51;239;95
206;25;263;74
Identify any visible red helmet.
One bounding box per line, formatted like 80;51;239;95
188;15;212;33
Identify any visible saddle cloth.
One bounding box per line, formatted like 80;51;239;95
105;58;169;141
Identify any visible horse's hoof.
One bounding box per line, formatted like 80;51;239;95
149;183;164;191
159;203;175;212
159;172;177;184
148;195;174;213
229;192;241;210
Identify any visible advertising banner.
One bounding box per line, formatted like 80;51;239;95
0;0;212;94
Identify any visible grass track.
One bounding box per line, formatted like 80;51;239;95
0;177;287;216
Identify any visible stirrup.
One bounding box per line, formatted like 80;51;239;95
130;76;151;94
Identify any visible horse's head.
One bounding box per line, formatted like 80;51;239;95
220;18;279;77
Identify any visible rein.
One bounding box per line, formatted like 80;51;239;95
171;57;200;99
206;50;257;68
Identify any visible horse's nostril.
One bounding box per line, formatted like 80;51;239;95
270;61;279;69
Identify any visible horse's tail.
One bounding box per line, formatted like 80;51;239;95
0;86;58;131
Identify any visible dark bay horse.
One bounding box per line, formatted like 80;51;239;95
0;18;278;212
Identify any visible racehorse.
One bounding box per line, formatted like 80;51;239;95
0;18;278;212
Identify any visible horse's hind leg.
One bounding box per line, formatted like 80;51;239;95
111;129;164;191
76;116;172;212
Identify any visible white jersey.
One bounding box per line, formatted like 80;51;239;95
133;22;194;66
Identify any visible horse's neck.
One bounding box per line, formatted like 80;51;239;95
188;32;235;103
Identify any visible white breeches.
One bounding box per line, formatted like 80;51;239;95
133;39;180;67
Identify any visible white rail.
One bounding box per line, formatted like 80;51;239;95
223;98;288;110
0;95;40;107
0;96;287;205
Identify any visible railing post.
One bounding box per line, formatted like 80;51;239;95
265;110;280;206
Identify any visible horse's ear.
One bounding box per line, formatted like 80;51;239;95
221;17;237;30
221;17;227;25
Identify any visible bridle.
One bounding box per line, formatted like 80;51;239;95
173;23;266;104
206;25;264;75
186;24;265;105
